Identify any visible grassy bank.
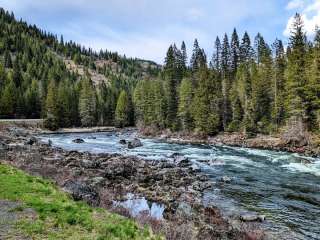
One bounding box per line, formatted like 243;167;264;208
0;163;160;240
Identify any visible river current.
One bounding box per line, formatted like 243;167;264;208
39;132;320;239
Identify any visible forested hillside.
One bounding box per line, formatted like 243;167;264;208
0;8;159;129
135;13;320;137
1;9;319;137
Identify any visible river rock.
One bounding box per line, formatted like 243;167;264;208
89;177;105;187
81;159;100;169
176;202;193;218
72;138;85;144
119;139;127;145
0;141;8;151
220;176;232;183
159;161;176;168
176;156;192;167
127;138;143;149
63;180;99;206
240;213;266;222
25;136;37;145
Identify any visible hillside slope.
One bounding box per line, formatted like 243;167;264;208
0;8;160;127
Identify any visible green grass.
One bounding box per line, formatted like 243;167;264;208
0;163;162;240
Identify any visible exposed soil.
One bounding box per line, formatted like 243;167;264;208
0;200;36;240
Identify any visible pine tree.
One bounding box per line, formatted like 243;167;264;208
286;13;307;121
230;28;240;77
192;68;221;135
235;63;255;135
79;77;96;127
0;63;6;91
12;57;22;87
178;78;194;131
240;32;254;63
190;39;200;72
57;80;73;127
115;90;129;127
165;45;178;130
307;27;320;130
3;50;12;68
181;41;187;70
44;79;59;130
272;39;286;129
252;34;273;133
211;37;221;71
24;79;41;118
221;34;232;130
0;77;16;118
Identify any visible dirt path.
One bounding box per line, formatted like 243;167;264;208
0;200;35;240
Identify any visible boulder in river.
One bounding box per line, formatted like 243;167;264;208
72;138;85;144
119;139;127;145
240;213;266;222
25;136;37;145
127;138;143;149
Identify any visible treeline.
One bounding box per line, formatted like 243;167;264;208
0;8;158;129
134;14;320;136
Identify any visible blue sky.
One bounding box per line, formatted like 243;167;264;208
1;0;319;63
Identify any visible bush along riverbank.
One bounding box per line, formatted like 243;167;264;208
0;125;267;239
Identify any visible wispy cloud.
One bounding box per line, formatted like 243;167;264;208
284;0;320;37
286;0;304;10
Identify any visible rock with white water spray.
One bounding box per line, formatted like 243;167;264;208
127;138;143;149
220;176;232;183
240;213;266;222
72;138;85;144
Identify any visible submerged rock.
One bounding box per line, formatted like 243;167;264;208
72;138;85;144
240;213;266;222
220;176;232;183
127;138;143;149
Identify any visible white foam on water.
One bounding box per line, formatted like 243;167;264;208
282;162;320;177
214;155;263;168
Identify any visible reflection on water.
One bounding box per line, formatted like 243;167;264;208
39;132;320;240
113;193;164;220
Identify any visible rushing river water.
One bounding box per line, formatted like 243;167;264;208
39;132;320;240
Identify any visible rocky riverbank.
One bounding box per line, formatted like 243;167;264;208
139;129;320;158
0;125;268;239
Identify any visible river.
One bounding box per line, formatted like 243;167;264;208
39;131;320;240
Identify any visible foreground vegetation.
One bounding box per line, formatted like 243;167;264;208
0;163;159;239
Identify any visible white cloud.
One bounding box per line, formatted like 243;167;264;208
286;0;304;10
186;8;205;21
284;0;320;37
